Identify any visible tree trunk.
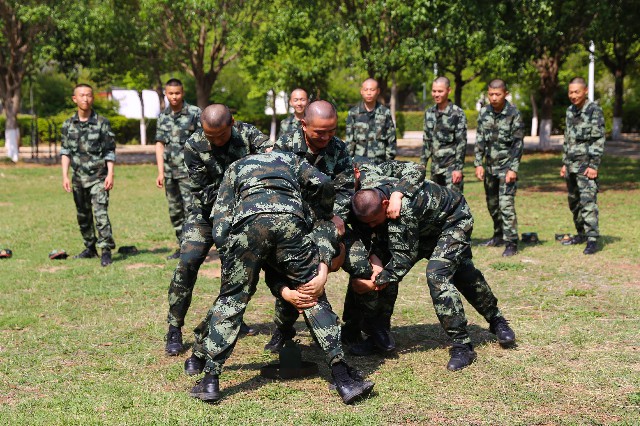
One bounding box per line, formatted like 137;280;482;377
530;93;538;137
138;91;147;145
390;74;397;126
453;70;463;107
535;55;560;150
194;76;214;110
612;68;624;140
269;89;277;142
3;91;21;162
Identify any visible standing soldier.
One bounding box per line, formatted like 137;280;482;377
421;76;468;192
278;88;308;138
560;77;605;255
345;78;396;165
155;78;201;259
474;79;524;257
165;104;270;358
60;84;116;267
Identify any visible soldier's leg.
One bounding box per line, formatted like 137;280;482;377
89;182;115;250
484;174;502;238
164;177;186;244
302;293;344;366
566;173;585;236
452;257;501;322
431;173;447;187
72;184;97;248
576;174;599;241
341;233;373;340
498;176;518;243
178;177;193;236
267;265;300;331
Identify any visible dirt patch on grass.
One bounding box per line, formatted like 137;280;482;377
199;267;221;279
37;265;68;273
0;202;12;207
125;263;163;270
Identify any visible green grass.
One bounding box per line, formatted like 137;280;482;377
1;154;639;425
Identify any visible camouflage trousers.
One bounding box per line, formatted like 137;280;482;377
194;214;343;375
431;170;464;193
565;172;599;240
167;209;214;328
72;181;115;250
484;173;518;242
164;176;193;244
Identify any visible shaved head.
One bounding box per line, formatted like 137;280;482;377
201;104;233;128
569;77;587;87
304;100;337;122
488;79;507;90
362;78;379;89
434;76;450;88
290;88;308;100
352;189;385;218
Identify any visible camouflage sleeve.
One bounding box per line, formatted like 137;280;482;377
588;106;606;170
310;219;339;265
474;111;486;167
247;125;273;153
384;109;397;161
101;118;116;163
332;150;355;221
374;212;419;286
341;227;373;278
454;110;468;171
60;120;71;157
184;142;211;209
563;110;570;165
421;110;431;166
211;166;236;252
277;118;285;139
507;110;524;173
345;110;356;156
375;161;425;198
298;159;336;221
155;114;168;143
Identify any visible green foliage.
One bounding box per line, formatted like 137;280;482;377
490;262;526;271
565;288;595;297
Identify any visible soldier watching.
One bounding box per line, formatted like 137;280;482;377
278;88;308;138
60;84;116;267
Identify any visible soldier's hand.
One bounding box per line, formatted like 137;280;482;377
387;192;403;219
560;165;566;178
156;174;164;188
369;254;384;281
331;215;345;237
281;287;317;311
104;175;114;191
475;166;484;181
505;170;517;183
298;263;328;298
62;176;71;193
351;277;376;294
584;167;598;179
452;170;463;184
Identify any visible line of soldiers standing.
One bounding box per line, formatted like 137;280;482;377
59;74;604;404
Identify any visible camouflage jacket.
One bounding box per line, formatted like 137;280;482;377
278;114;303;138
184;121;271;214
345;101;396;164
474;101;524;175
274;128;354;221
357;161;426;197
212;151;336;263
421;101;467;175
563;100;605;173
155;102;201;179
60;110;116;188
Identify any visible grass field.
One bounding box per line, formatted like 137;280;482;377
1;153;639;425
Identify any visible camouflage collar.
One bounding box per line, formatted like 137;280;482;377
358;101;380;114
290;129;339;157
71;110;98;124
487;101;511;116
163;101;192;116
569;99;593;115
432;100;454;115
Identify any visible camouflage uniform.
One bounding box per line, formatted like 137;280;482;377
60;111;116;250
346;101;397;165
474;101;524;243
198;152;343;374
155;102;201;244
563;100;605;241
364;181;504;345
166;122;271;328
278;114;303;138
421;101;467;192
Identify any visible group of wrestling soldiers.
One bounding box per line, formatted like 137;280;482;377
60;75;604;404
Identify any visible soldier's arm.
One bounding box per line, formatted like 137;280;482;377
374;214;419;287
184;141;211;208
154;116;167;187
473;113;486;168
384;110;397;161
454;110;468;171
507;110;525;173
247;125;273;153
101;118;116;164
345;111;356;156
562;110;570;165
421;110;432;166
211;167;236;252
60;121;71;192
331;149;356;221
298;159;336;221
588;106;606;170
369;161;426;198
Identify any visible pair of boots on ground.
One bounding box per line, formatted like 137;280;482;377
74;245;112;266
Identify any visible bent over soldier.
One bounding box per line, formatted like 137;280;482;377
188;151;374;405
61;83;116;267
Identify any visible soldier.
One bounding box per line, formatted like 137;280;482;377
189;151;374;405
560;77;605;255
60;84;116;267
278;88;308;138
165;104;270;358
154;78;201;259
350;183;516;371
345;78;397;165
474;79;524;257
421;76;468;192
264;100;354;353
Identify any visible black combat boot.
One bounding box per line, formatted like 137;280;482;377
446;343;477;371
502;242;518;257
341;324;364;346
189;372;220;403
562;234;586;245
264;327;296;353
100;249;112;267
166;249;181;260
583;240;598;255
489;316;516;347
74;246;98;259
165;325;184;356
239;321;258;337
479;235;505;247
184;354;206;376
331;361;374;404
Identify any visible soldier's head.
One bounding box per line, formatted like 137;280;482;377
487;79;508;112
352;189;389;228
289;88;309;117
201;104;234;147
431;76;451;108
568;77;588;109
72;84;94;113
165;78;184;111
301;100;337;153
360;78;380;106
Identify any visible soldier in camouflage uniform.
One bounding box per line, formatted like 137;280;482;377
60;84;116;267
189;151;374;405
421;76;468;192
350;181;516;371
155;79;201;259
560;77;605;255
474;79;524;257
165;104;271;357
345;78;397;165
278;88;308;138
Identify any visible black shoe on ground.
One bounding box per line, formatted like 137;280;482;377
562;234;586;245
479;236;505;247
166;249;181;260
74;246;98;259
349;332;395;356
489;317;516;347
583;240;598;255
341;325;364;346
446;343;477;371
331;361;374;404
502;242;518;257
189;373;220;403
369;326;396;352
184;354;206;376
165;325;184;356
100;249;112;267
264;327;295;353
239;321;258;337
